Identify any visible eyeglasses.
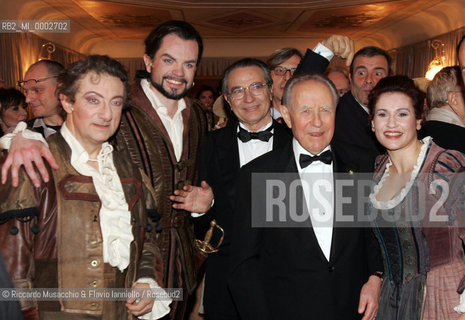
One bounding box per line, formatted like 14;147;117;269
17;76;57;89
272;66;297;77
228;82;269;100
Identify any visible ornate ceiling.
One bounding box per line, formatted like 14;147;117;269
4;0;465;57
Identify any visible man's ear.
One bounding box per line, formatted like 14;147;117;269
281;105;292;129
416;118;422;131
59;94;73;114
143;54;153;73
447;91;457;106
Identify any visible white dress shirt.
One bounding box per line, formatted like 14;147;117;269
32;118;60;138
141;79;186;161
271;107;282;120
293;138;334;261
313;42;335;61
238;120;274;167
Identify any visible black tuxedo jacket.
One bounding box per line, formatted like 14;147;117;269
294;48;330;75
195;119;291;318
334;91;384;156
196;120;291;248
228;140;383;320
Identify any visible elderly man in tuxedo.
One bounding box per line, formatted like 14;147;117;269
228;73;383;320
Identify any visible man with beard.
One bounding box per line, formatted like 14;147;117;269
1;20;208;319
333;46;392;155
114;20;209;319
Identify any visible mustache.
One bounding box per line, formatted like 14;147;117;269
162;76;187;84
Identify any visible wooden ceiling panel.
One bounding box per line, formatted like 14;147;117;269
76;1;174;38
7;0;463;57
105;0;400;9
300;1;414;32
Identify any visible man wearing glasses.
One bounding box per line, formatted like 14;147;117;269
17;60;65;138
171;35;353;318
266;35;354;121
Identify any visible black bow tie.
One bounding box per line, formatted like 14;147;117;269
237;125;273;142
299;150;333;168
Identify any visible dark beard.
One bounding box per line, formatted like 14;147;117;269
150;76;189;100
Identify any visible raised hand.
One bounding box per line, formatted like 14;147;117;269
322;35;355;67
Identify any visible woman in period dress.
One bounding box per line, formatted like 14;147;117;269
368;75;465;320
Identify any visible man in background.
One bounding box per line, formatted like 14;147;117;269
17;60;65;138
267;36;354;120
326;67;350;97
333;46;392;155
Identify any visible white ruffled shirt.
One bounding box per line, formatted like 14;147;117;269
0;121;48;150
62;123;134;272
369;137;431;210
61;123;171;319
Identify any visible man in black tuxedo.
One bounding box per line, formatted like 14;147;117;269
170;36;356;319
334;46;391;156
228;73;383;320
